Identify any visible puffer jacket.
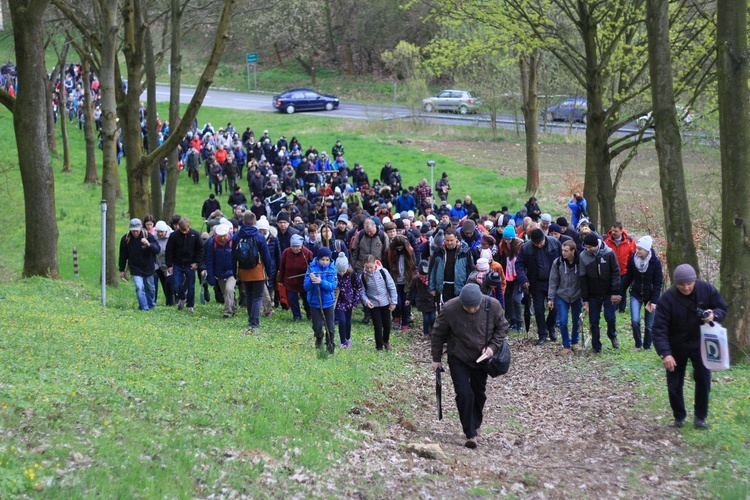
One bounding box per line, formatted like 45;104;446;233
204;235;235;285
336;271;363;311
265;235;281;286
579;240;620;301
428;241;474;295
622;249;663;303
361;261;398;308
304;258;338;309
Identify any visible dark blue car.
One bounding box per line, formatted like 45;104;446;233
542;97;588;124
273;88;339;114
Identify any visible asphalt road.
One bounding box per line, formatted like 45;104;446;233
151;84;653;137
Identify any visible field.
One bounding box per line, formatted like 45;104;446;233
1;100;749;497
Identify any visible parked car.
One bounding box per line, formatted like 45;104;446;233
273;88;339;114
636;105;694;129
542;97;588;123
422;90;481;114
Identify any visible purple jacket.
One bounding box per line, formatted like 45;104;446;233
336;272;363;311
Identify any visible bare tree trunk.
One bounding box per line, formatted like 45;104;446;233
99;0;121;286
81;56;100;183
7;0;60;278
273;42;283;64
520;52;540;194
162;0;182;221
646;0;698;274
45;80;57;155
345;41;354;75
323;0;337;64
145;28;162;220
60;102;71;172
718;0;750;362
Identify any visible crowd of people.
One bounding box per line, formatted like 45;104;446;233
117;122;729;446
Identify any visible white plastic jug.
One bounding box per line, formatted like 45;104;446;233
700;322;730;371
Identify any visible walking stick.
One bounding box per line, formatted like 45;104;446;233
580;310;589;348
316;282;335;355
435;367;444;420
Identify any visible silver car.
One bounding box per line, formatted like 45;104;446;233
422;90;481;114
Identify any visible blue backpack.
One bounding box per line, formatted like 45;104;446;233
235;235;259;269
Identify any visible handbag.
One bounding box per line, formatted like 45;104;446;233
479;297;511;377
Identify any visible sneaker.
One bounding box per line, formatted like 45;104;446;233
340;343;348;349
571;344;580;352
361;316;370;324
401;325;409;332
292;317;302;322
534;338;548;346
632;347;642;352
186;307;195;313
315;337;323;349
611;338;620;349
393;318;401;329
346;339;352;347
694;418;708;429
550;334;558;342
591;348;601;354
559;348;572;356
671;419;686;428
384;342;392;351
243;327;254;335
177;299;185;310
464;438;478;449
223;313;232;319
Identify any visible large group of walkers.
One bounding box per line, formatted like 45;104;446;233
116;114;727;446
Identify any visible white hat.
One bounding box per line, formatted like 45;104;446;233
426;214;437;222
393;213;401;220
256;216;270;231
541;213;552;223
637;235;653;252
407;210;415;218
155;221;170;232
477;258;490;272
414;220;423;228
382;217;391;224
215;224;229;236
484;220;494;229
219;217;231;227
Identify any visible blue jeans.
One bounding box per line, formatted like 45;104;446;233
394;283;411;326
243;280;265;328
630;295;654;349
172;265;196;307
422;310;436;335
336;309;352;344
133;274;156;310
555;297;582;349
588;296;618;350
504;280;523;327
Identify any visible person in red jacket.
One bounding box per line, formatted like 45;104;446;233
604;222;636;313
278;234;314;321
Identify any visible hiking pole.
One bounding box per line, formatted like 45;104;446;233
580;310;589;348
316;282;335;355
436;366;444;420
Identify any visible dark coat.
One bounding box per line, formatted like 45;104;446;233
119;230;159;276
165;228;203;268
515;236;562;285
622;249;663;303
578;241;620;301
653;281;728;358
204;235;235;285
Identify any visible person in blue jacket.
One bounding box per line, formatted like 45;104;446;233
567;193;588;229
395;189;417;214
304;247;339;350
204;223;237;318
450;199;468;220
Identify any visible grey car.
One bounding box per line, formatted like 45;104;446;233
422;90;481;115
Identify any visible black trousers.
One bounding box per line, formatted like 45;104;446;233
448;355;488;439
370;306;392;350
667;349;711;421
531;282;556;339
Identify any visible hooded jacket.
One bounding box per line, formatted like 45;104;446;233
304;257;338;309
604;228;636;276
622;249;663;303
547;254;582;303
428;240;474;295
204;235;235;285
119;230;160;277
579;240;620;301
361;260;398;307
231;224;272;282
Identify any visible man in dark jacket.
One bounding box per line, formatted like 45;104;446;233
166;217;204;313
204;223;237;318
580;233;621;353
201;194;221;220
119;218;160;310
516;229;561;345
653;264;728;429
431;284;508;448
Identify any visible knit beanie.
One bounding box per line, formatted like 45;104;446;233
503;225;516;239
335;254;349;273
557;217;569;227
583;233;600;247
317;247;332;260
459;283;483;307
462;219;476;235
549;223;562;234
673;263;697;285
476;258;490;272
637;235;653;252
530;228;545;243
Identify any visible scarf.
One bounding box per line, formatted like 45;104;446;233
505;256;517;281
634;252;650;273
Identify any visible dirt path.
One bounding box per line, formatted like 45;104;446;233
329;333;699;498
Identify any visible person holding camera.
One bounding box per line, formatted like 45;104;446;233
653;264;728;429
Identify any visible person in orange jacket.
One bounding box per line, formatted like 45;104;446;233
604;221;636;313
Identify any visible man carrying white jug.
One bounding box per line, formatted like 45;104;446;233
653;264;728;430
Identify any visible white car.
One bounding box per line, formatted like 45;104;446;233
422;90;481;115
637;106;694;129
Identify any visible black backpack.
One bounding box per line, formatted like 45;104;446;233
235;235;259;269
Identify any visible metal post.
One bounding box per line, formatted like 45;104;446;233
73;247;79;277
254;63;257;90
101;200;107;306
247;64;251;92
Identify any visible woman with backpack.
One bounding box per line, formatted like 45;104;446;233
361;254;398;351
334;254;362;349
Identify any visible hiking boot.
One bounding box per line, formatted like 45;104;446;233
559;348;572;356
611;338;620;349
243;327;254;335
186;307;195;313
401;325;409;332
315;337;323;349
177;299;185;310
591;348;601;354
671;419;686;428
384;342;392;351
694;418;708;429
346;339;353;347
571;344;580;352
534;338;548;346
393;318;401;329
464;438;478;449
